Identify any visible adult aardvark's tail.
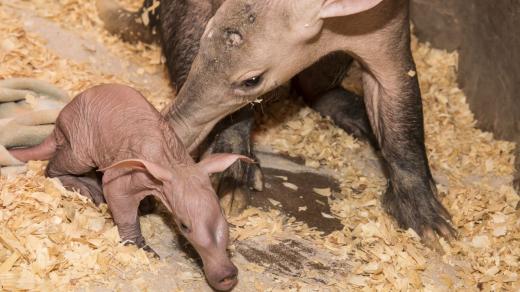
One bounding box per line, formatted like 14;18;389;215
96;0;159;44
9;133;57;163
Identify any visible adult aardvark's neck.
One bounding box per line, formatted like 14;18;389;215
163;97;224;154
163;75;242;154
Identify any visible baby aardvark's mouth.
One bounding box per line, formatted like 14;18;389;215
219;274;237;286
207;263;238;291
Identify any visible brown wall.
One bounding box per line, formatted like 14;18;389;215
411;0;520;190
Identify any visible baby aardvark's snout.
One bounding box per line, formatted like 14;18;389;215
205;260;238;291
169;155;255;290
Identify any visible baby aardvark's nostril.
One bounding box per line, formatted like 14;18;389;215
219;273;237;284
214;265;238;290
220;266;238;282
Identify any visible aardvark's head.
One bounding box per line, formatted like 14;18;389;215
106;154;253;290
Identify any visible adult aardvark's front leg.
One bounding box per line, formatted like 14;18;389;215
203;107;264;216
359;32;455;246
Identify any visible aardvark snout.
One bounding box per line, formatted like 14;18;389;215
205;261;238;291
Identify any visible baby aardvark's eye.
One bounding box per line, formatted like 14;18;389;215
180;222;190;233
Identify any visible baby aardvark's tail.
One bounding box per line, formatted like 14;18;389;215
9;133;57;163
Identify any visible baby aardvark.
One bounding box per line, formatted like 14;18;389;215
10;84;248;291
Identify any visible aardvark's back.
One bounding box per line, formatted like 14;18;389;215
54;84;172;168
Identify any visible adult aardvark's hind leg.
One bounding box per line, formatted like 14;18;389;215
203;107;264;216
294;52;378;148
353;22;455;248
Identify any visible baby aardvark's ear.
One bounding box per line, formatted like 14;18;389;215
197;154;255;175
100;159;173;182
320;0;383;18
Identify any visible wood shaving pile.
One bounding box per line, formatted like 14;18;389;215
0;162;159;290
1;0;519;291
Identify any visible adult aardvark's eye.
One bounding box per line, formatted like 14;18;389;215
242;75;262;88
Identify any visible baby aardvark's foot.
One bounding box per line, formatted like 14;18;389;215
122;237;160;258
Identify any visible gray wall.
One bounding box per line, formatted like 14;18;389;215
411;0;520;190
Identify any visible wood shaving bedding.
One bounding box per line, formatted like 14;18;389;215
0;162;160;290
0;0;518;291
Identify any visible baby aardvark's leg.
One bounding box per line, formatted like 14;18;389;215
103;183;159;257
44;140;106;203
56;174;105;205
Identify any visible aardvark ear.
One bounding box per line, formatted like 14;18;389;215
320;0;383;18
100;159;173;182
197;154;255;175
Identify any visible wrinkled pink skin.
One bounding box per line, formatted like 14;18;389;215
10;84;245;291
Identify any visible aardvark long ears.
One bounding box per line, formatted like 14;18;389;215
197;154;255;175
320;0;383;18
100;159;173;182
